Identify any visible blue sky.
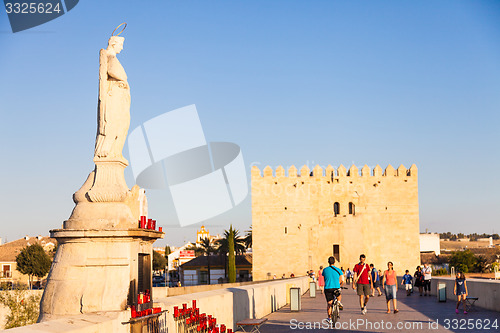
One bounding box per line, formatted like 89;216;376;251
1;1;499;247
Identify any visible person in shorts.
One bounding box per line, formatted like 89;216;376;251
401;270;413;296
322;256;344;321
370;264;382;296
352;254;372;315
454;272;468;314
383;261;399;313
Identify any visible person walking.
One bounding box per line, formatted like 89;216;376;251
401;270;413;296
352;254;372;315
345;268;352;284
383;261;399;313
370;264;382;296
318;266;325;294
454;272;468;314
414;266;424;296
422;263;432;296
322;256;344;322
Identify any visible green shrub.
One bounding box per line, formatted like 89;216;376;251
433;268;448;276
0;287;41;329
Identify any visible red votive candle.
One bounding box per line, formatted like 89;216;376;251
152;220;156;230
130;305;136;318
192;300;196;308
159;227;163;232
174;306;178;318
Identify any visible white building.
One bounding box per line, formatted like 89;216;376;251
420;233;441;256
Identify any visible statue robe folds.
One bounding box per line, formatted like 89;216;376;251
95;48;131;162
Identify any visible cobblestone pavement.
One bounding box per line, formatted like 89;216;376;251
254;287;499;333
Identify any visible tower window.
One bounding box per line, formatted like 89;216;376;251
333;202;340;216
284;227;287;234
333;244;340;262
349;202;355;215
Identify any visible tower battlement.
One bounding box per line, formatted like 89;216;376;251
251;163;418;178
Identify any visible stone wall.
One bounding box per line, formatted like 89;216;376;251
252;164;420;281
3;277;310;332
154;276;310;332
428;277;500;312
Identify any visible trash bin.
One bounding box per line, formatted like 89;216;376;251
437;283;446;302
309;282;316;298
290;287;301;311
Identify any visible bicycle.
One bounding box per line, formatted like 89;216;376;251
329;289;341;326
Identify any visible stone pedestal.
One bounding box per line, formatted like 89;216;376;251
38;229;163;322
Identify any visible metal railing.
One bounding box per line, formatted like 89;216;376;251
0;271;12;278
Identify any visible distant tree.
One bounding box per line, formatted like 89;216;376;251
16;244;51;290
152;250;167;271
228;226;236;283
164;245;171;266
474;255;488;273
199;238;216;285
492;234;500;240
440;232;453;239
449;250;476;273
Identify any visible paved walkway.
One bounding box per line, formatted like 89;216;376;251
256;287;499;332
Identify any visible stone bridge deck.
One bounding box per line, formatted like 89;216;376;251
256;287;499;332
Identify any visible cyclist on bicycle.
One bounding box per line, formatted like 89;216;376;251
322;256;344;322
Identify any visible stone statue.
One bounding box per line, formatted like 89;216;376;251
82;24;132;203
94;34;130;163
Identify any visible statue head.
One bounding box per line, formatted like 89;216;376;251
108;36;124;54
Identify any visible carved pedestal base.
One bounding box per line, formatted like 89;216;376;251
87;159;130;202
38;229;163;322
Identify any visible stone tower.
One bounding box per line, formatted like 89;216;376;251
251;163;420;280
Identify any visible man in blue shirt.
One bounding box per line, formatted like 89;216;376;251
322;256;344;321
370;264;382;297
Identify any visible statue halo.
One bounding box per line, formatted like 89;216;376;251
112;22;127;37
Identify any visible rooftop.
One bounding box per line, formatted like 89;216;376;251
0;236;56;262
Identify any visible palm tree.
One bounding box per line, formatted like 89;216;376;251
216;227;246;280
184;242;204;257
216;228;246;255
244;226;252;249
199;237;216;284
